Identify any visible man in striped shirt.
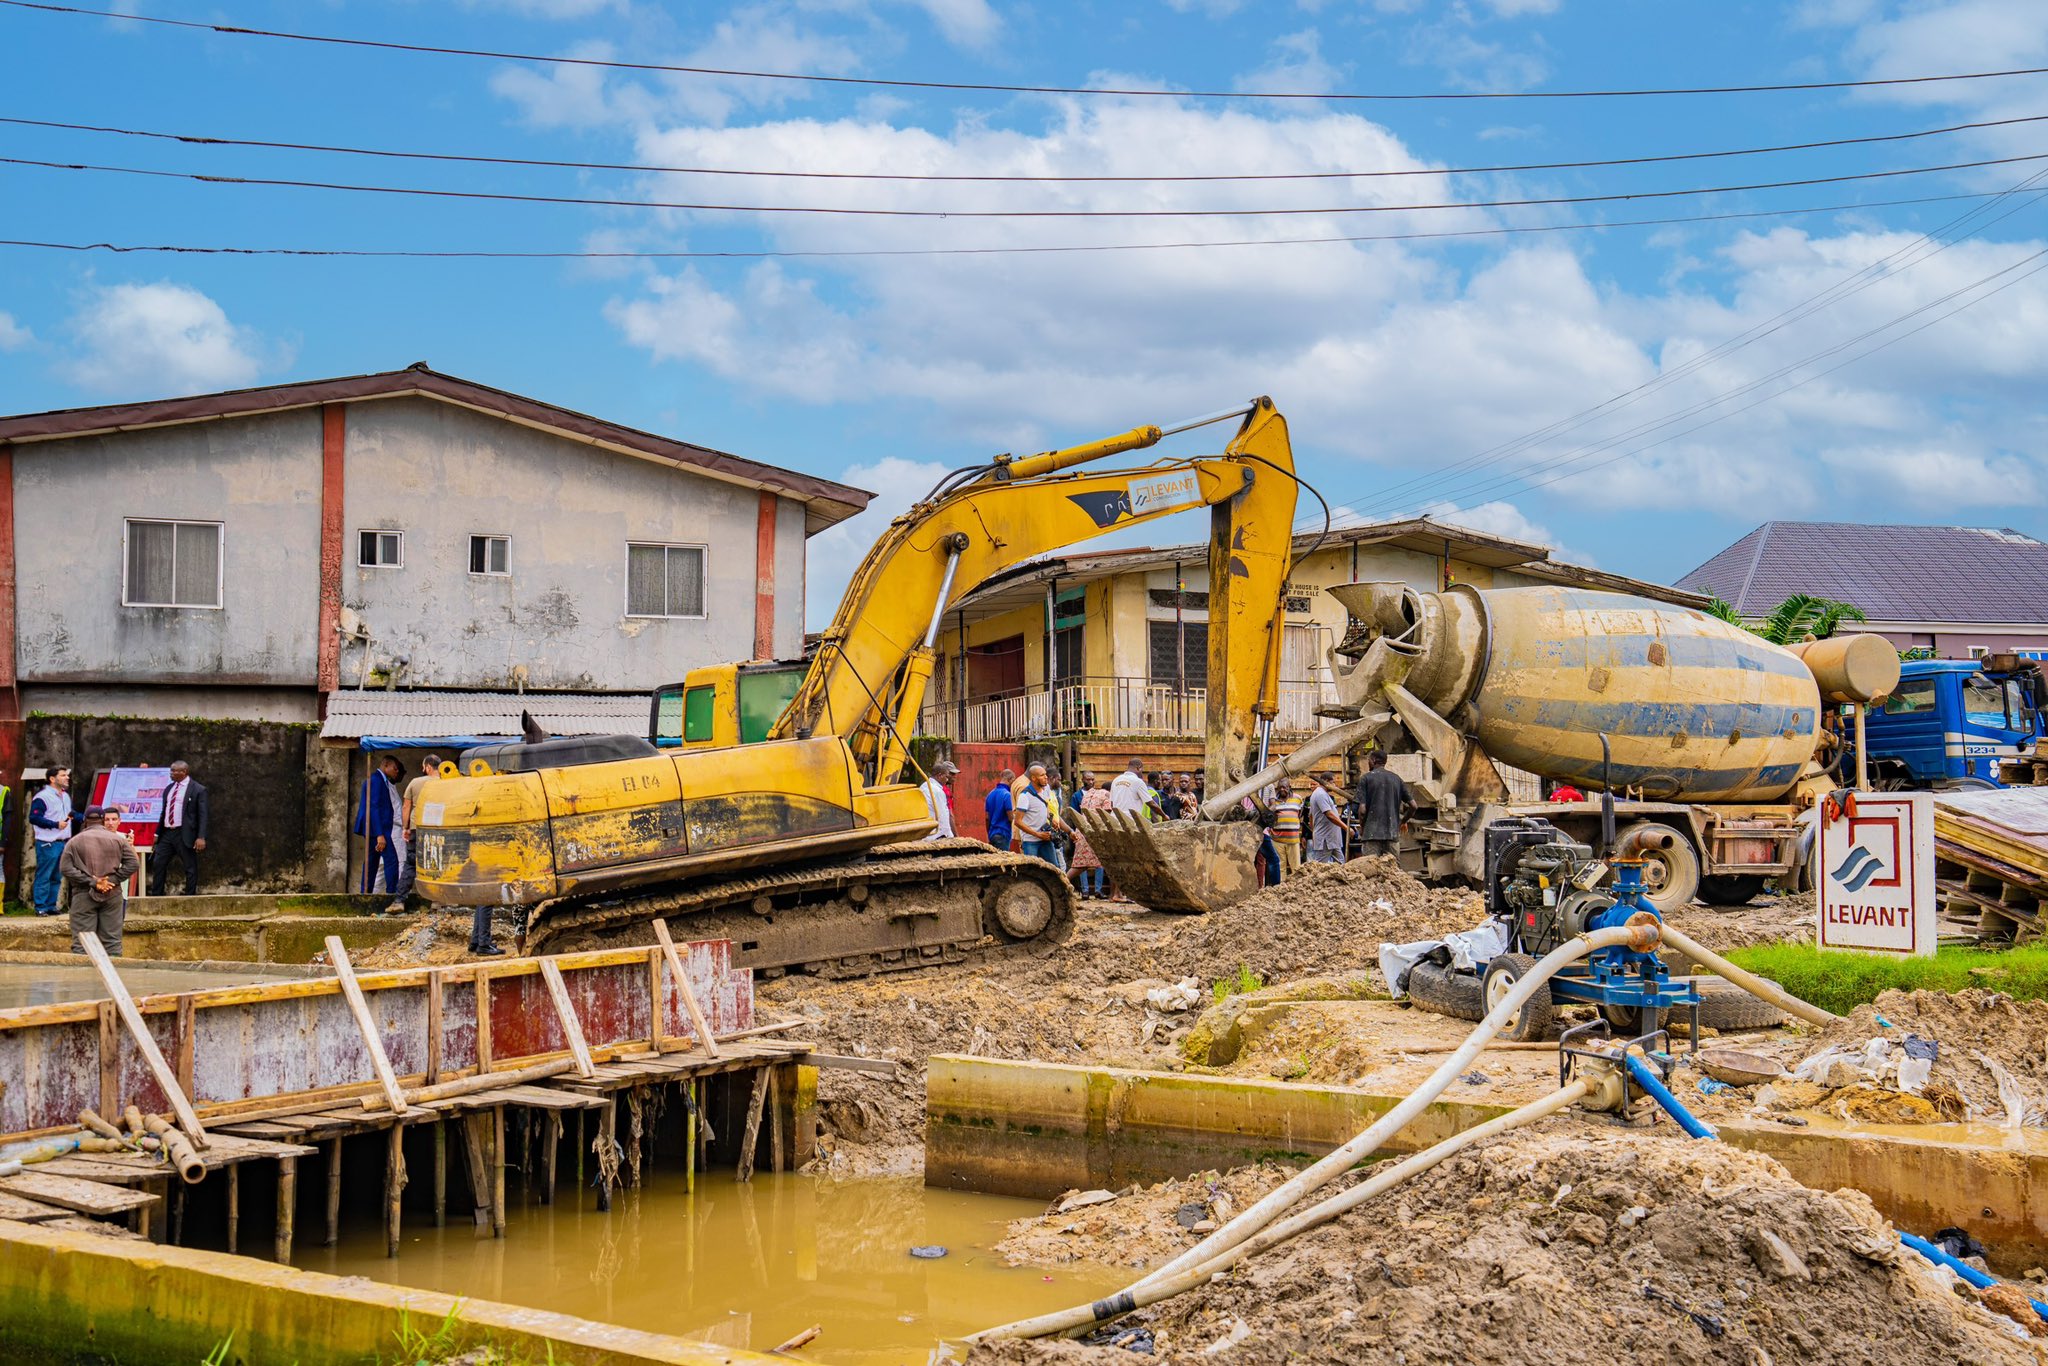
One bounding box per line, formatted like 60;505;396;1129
1266;779;1304;880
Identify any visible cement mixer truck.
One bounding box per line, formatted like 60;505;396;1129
1307;582;1901;912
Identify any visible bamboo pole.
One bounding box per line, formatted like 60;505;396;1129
652;920;722;1059
80;936;207;1145
537;959;597;1078
361;1056;578;1111
324;936;408;1116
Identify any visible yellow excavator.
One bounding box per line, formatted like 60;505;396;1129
410;399;1299;975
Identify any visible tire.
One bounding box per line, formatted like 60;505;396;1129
1690;975;1788;1030
1620;823;1701;914
1406;959;1485;1024
1698;873;1769;906
1482;953;1555;1042
1599;1003;1666;1039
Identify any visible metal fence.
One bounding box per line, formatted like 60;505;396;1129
920;675;1337;743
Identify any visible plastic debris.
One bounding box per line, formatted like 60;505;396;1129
1696;1076;1733;1096
909;1245;948;1259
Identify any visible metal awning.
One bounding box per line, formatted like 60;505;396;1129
320;691;652;749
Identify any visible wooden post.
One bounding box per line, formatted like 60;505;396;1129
226;1162;240;1255
652;920;721;1058
145;1177;170;1244
170;1185;185;1246
97;1001;118;1120
459;1114;492;1230
574;1109;585;1188
735;1068;769;1183
79;935;206;1145
275;1155;297;1263
685;1080;696;1194
174;993;196;1098
385;1122;404;1257
474;964;493;1073
425;970;444;1085
433;1119;447;1229
647;947;665;1055
597;1099;616;1213
325;936;408;1115
325;1138;342;1246
491;1107;506;1237
537;959;596;1078
768;1066;785;1176
542;1112;560;1206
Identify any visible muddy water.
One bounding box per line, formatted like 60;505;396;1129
0;960;301;1009
299;1171;1124;1363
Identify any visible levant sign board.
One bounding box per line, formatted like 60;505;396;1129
1817;791;1935;957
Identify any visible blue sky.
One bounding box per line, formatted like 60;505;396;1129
3;0;2046;623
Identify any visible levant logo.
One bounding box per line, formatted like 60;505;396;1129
1830;844;1889;893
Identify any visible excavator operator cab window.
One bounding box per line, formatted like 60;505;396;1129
683;686;716;743
650;685;686;747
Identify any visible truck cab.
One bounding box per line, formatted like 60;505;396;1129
649;660;807;751
1860;656;2045;788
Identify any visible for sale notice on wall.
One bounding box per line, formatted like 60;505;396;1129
1817;791;1935;957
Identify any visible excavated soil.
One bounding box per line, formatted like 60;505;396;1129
995;1165;1297;1271
968;1124;2046;1366
349;912;518;968
1776;988;2048;1123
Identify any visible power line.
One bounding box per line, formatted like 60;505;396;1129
0;192;2024;263
8;149;2047;219
8;0;2048;103
7;112;2045;185
1320;169;2048;523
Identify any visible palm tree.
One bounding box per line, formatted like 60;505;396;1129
1704;593;1867;645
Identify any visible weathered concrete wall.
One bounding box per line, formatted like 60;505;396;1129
341;397;772;691
24;715;344;892
0;1219;779;1366
12;409;324;687
20;684;319;724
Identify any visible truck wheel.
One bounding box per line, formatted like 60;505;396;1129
1620;823;1701;914
1482;953;1555;1042
1698;874;1769;906
1406;959;1485;1024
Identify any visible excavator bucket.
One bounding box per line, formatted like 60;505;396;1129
1076;809;1265;914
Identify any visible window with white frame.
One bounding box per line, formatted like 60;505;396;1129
469;534;510;576
358;530;404;568
124;519;223;608
626;543;706;618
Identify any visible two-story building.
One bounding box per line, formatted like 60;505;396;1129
917;517;1703;837
0;365;869;889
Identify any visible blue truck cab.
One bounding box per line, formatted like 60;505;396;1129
1859;656;2046;789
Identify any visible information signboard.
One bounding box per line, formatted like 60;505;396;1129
89;766;173;849
1817;791;1935;957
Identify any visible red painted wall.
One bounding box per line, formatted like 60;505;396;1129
950;742;1026;844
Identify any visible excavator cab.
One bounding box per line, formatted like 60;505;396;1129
650;662;807;750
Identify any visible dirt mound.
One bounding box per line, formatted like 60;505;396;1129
346;912;516;969
970;1123;2045;1365
1792;988;2048;1122
996;1166;1294;1270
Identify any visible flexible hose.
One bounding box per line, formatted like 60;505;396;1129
1119;925;1654;1297
1900;1233;2048;1323
1623;1053;1719;1140
974;1078;1595;1343
1656;924;1839;1026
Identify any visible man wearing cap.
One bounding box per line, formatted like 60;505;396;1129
921;760;959;840
62;805;139;957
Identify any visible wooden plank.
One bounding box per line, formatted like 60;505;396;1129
537;959;596;1079
0;1191;67;1222
0;1171;160;1216
490;1085;607;1111
174;994;196;1098
325;936;408;1116
735;1068;770;1184
475;964;493;1073
97;1001;118;1121
652;920;722;1059
78;935;206;1146
805;1052;899;1076
647;947;665;1055
426;969;444;1085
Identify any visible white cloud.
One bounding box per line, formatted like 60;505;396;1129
1820;441;2042;505
804;454;951;622
1235;29;1345;98
1416;498;1592;564
464;0;626;16
907;0;1001;48
0;312;30;351
63;282;270;396
1482;0;1561;15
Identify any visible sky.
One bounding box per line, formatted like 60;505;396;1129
3;0;2046;626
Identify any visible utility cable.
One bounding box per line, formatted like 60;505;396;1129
0;188;2025;261
6;148;2046;218
6;111;2043;185
8;0;2048;104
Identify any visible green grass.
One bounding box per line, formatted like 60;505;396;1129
1722;940;2048;1017
1212;963;1265;1004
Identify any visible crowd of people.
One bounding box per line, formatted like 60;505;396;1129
25;759;209;957
917;749;1418;902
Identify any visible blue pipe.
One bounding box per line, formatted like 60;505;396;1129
1623;1053;1718;1140
1618;1051;2048;1327
1900;1233;2048;1324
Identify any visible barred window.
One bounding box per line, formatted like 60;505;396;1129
124;519;222;608
626;543;706;618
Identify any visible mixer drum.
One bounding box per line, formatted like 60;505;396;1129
1470;587;1822;802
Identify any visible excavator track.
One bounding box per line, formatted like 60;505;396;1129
522;838;1077;979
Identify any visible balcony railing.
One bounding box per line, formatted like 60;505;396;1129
920;675;1339;743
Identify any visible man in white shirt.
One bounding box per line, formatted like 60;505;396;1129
1014;764;1071;866
920;760;959;840
1109;759;1157;818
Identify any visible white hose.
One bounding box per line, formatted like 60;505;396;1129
1128;924;1653;1293
1657;924;1837;1027
971;1077;1594;1343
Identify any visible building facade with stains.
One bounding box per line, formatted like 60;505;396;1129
0;366;870;890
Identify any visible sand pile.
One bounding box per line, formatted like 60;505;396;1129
349;911;517;968
970;1124;2046;1365
996;1165;1295;1271
1781;988;2048;1123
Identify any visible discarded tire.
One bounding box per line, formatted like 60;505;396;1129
1406;959;1485;1024
1691;976;1789;1030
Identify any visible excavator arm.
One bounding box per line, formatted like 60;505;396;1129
773;398;1300;794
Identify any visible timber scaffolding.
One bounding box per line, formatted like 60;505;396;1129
0;922;846;1263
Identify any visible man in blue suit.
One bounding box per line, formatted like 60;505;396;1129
353;755;403;894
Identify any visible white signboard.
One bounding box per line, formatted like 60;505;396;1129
1128;471;1204;517
1817;791;1935;957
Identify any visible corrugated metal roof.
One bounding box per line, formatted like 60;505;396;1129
1676;521;2048;623
320;691;651;743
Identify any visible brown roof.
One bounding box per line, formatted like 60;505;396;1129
0;364;871;534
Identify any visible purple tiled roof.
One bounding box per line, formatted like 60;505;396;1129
1676;521;2048;623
